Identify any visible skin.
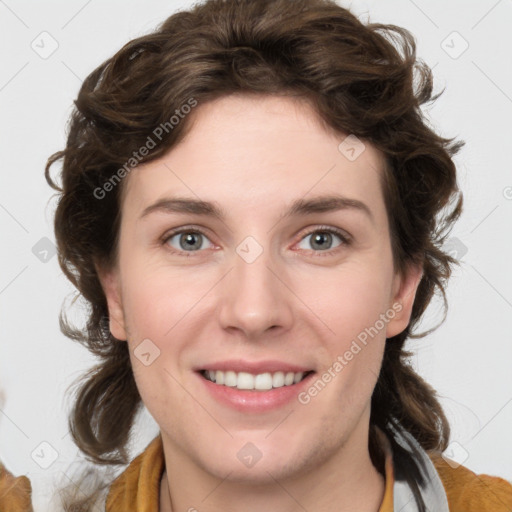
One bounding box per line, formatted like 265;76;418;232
98;94;423;512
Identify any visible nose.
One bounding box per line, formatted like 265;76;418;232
218;244;294;340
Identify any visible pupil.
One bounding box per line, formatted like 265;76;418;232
181;233;201;250
312;232;331;250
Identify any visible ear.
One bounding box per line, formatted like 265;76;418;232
385;262;423;339
95;262;128;341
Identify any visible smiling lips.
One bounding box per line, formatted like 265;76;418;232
196;360;317;412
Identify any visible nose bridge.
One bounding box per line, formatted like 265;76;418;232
218;237;292;337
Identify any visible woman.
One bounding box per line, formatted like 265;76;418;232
2;0;511;510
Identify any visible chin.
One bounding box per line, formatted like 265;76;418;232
207;458;297;485
197;438;314;484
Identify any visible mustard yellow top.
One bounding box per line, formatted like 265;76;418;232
0;461;33;512
2;433;512;511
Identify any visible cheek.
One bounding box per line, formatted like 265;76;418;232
296;262;394;343
119;257;209;341
293;261;392;402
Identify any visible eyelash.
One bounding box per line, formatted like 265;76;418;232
160;225;352;258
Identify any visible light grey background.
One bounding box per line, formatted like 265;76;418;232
1;0;511;510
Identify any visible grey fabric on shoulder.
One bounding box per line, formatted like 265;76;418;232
390;425;450;512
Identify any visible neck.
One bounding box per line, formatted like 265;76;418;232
159;423;386;512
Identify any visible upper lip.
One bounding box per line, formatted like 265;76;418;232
195;359;315;375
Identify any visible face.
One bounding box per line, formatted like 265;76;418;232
99;94;422;483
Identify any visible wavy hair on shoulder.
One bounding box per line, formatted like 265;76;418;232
45;0;463;510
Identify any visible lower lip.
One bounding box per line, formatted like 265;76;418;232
196;371;316;413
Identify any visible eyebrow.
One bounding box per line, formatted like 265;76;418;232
140;194;374;224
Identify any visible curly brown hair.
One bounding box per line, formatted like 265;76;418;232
45;0;463;509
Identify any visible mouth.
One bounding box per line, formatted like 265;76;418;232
198;369;315;392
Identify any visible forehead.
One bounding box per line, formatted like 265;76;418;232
121;94;388;224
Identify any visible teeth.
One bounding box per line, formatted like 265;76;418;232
272;371;285;387
254;373;273;390
202;370;309;390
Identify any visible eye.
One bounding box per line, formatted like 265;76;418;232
296;227;351;254
161;225;351;257
163;228;214;254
